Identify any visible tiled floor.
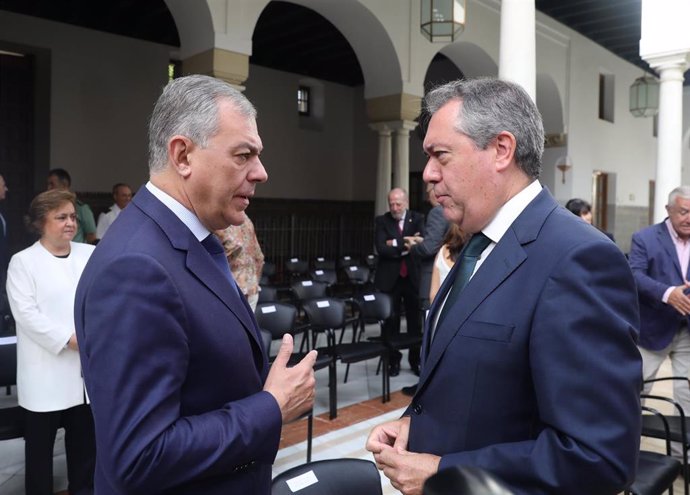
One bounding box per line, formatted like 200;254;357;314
1;331;685;494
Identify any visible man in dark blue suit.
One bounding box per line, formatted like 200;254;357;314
630;185;690;454
75;75;317;494
366;78;642;495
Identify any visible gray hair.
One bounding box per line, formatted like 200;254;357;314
148;75;257;173
668;186;690;206
423;77;544;179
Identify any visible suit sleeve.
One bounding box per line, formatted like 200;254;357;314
80;253;281;494
374;215;403;259
411;208;447;259
438;240;642;494
629;230;672;303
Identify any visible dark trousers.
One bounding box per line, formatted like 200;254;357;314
24;403;96;495
384;275;421;368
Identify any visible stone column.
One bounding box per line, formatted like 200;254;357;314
498;0;536;101
645;55;688;222
390;120;419;194
370;123;393;216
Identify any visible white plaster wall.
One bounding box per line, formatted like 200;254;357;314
562;27;657;208
0;10;171;193
244;65;376;201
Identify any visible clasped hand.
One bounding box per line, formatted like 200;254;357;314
263;334;317;423
668;282;690;316
365;416;441;495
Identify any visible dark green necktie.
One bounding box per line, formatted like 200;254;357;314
436;232;492;328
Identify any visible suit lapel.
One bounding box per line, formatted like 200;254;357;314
133;188;264;359
417;188;554;394
656;223;683;280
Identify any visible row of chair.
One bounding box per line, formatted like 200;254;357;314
256;292;408;421
261;254;378;286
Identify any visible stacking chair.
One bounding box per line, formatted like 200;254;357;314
261;260;276;285
424;465;514;495
255;302;330;462
303;298;389;419
343;265;370;297
641;385;690;495
290;280;328;346
257;284;278;304
0;336;25;442
313;257;336;271
364;254;377;282
272;458;382;495
285;258;310;282
338;255;357;269
354;291;422;377
627;405;682;495
310;269;338;291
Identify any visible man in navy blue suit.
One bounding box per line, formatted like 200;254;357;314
366;78;642;495
75;75;317;494
630;185;690;456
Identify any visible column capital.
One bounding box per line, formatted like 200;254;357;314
389;120;418;133
369;123;392;135
366;93;422;123
642;50;690;74
182;48;249;91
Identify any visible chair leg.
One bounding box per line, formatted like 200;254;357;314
344;363;350;384
382;353;390;403
306;413;313;463
329;361;337;420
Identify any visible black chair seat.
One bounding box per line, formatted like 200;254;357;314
288;349;333;371
642;414;690;444
0;405;25;440
628;451;681;495
335;342;387;364
272;458;382;495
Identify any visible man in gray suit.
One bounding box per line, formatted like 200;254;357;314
404;184;449;394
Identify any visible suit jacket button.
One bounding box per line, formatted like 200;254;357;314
413;403;422;415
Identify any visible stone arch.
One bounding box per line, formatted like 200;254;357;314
286;0;402;98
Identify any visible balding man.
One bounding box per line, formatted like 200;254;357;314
374;188;425;376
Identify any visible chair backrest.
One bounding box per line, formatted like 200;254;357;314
285;258;309;276
338;255;357;268
291;280;329;301
355;292;392;323
303;298;346;330
344;265;370;284
311;269;337;286
262;261;276;278
256;302;298;340
365;254;377;269
272;459;382;495
0;337;17;387
258;285;278;303
313;257;336;270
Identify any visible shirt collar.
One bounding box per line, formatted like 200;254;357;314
665;218;688;244
145;181;209;241
482;180;542;243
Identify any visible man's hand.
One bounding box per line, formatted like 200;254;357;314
667;283;690;315
378;448;441;495
263;334;317;423
366;416;410;460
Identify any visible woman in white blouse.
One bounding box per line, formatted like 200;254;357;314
429;224;468;303
7;189;95;495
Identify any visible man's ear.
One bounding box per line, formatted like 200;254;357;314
169;135;194;178
494;131;517;172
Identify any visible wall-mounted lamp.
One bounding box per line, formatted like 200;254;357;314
555;156;573;184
